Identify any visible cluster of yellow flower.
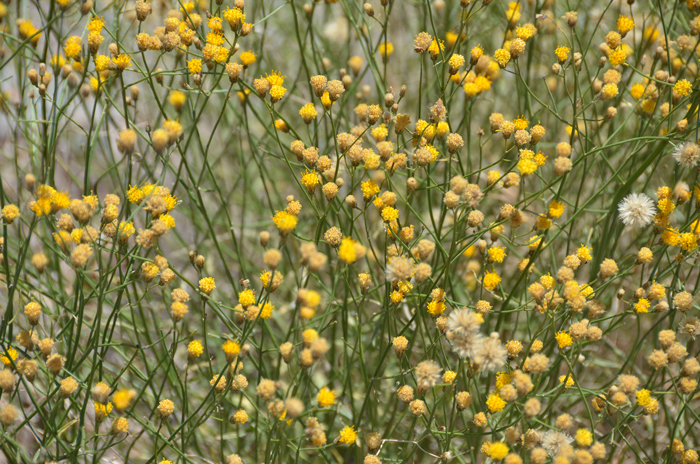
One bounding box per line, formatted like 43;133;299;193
2;0;700;462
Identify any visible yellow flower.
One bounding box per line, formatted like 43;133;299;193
554;45;569;63
630;83;645;100
63;36;81;59
240;50;257;66
494;48;511;67
428;39;445;58
486;392;506;412
601;83;619;100
381;206;399;223
338;237;358;264
112;389;135;411
483;271;501;291
301;170;319;193
1;348;18;367
427;299;445;316
87;16;105;33
371;124;388;142
378;42;394;58
188;340;204;359
485;442;509;460
118;222;135;240
616;15;635;35
487;246;506;263
206;32;224;46
361;180;380;200
269;85;286;102
390;290;404;304
208;15;223;33
517;149;538;176
555;331;573;349
661;227;680;246
635;298;650;313
338;425;357;445
515;24;537;41
576;244;592;262
636;389;652;406
223;7;245;28
168;91;187;111
317;387;336;407
265;70;285;86
94;402;113;422
232;409;248;424
575;428;593;447
674;79;693;98
188;59;202;74
112;54;131;72
2;204;20;224
259;302;274;319
159;213;176;229
548;200;565;218
559;374;575;387
608;47;626;66
272;211;298;236
679;232;698;251
299;103;318;123
199;277;216;295
238;289;256;307
223;340;241;359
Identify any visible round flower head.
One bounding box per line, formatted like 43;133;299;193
338;425;357;444
672;142;700;168
618;193;656;228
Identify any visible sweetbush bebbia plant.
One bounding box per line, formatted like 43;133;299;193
0;0;699;462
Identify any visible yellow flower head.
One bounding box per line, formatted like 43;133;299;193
559;374;575;387
188;59;202;74
223;7;245;28
361;180;380;200
575;428;593;447
554;45;570;63
608;47;627;66
301;170;319;193
199;277;216;295
338;425;357;445
266;70;285;86
338;237;358;264
486;392;507;412
299;103;318;123
674;79;693;98
317;386;336;407
494;48;511;67
63;36;81;59
1;348;18;367
483;271;501;291
487;246;506;263
95;54;112;73
112;54;131;72
635;298;650;313
555;331;573;349
87;17;105;33
187;340;204;359
485;442;509;460
272;211;298;236
381;206;399;223
240;50;257;66
378;42;394;58
616;15;635;35
548;200;565;218
576;244;592;262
